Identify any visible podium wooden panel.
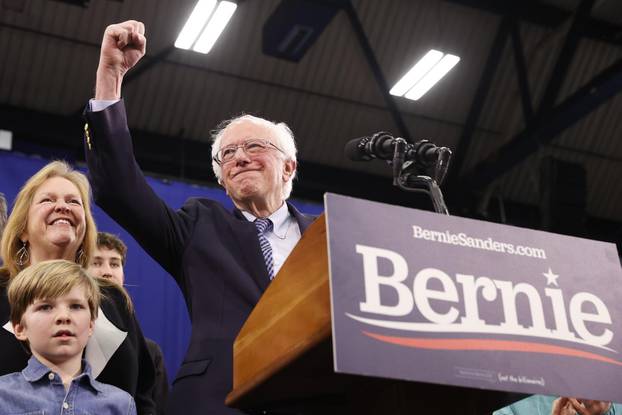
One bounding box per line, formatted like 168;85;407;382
226;215;524;414
227;215;333;407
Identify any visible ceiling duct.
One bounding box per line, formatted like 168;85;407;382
2;0;26;12
50;0;90;6
262;0;342;62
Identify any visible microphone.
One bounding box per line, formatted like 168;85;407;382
344;132;442;167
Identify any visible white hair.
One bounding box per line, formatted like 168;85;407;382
211;114;298;199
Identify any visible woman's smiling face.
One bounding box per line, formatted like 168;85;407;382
22;177;86;258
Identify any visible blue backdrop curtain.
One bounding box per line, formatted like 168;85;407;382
0;150;324;383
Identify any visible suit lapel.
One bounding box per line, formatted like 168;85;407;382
287;202;317;234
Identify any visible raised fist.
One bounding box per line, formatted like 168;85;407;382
95;20;146;99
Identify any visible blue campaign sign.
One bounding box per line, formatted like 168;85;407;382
325;193;622;402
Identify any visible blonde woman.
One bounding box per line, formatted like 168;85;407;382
0;161;156;414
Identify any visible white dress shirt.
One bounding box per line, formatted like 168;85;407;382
242;203;301;277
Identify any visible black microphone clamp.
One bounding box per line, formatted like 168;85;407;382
347;131;394;161
345;132;446;167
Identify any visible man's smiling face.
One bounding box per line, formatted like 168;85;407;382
219;119;294;207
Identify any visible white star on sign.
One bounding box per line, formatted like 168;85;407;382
543;268;559;287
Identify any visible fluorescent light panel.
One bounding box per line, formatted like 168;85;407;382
193;1;237;54
405;54;460;100
175;0;217;50
391;49;460;101
174;0;237;54
389;50;443;96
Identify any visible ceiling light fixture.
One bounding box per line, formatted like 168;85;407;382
174;0;237;54
193;1;237;53
390;49;460;101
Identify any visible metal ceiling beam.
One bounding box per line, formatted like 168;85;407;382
120;45;176;88
458;56;622;190
0;23;173;116
445;0;622;47
446;16;511;187
510;19;534;123
454;0;597;192
71;45;175;116
341;0;412;141
51;0;90;7
0;104;429;209
445;0;568;26
537;0;595;115
2;21;493;135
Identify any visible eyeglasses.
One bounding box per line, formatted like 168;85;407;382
213;139;284;165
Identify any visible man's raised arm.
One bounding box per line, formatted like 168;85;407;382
95;20;146;100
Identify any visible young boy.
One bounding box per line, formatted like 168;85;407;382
0;259;136;414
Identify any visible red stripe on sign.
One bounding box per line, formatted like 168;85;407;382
362;331;622;367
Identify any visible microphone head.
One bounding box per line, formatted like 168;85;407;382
344;137;373;161
413;140;439;167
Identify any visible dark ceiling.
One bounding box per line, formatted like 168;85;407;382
1;0;622;247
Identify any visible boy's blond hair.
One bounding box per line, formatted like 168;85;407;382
8;260;100;326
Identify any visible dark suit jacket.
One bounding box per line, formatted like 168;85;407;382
145;338;169;415
84;100;316;415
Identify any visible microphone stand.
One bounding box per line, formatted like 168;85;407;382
390;140;452;215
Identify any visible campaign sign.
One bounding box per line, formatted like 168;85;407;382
325;193;622;402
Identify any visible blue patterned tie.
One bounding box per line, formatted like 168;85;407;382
254;218;275;280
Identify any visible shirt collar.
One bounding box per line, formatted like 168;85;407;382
241;203;292;237
22;356;50;383
22;355;104;393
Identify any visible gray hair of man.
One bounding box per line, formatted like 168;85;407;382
211;114;298;200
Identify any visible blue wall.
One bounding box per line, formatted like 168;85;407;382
0;150;324;382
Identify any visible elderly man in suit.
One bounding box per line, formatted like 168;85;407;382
84;20;316;415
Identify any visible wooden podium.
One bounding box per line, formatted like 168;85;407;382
226;215;523;414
